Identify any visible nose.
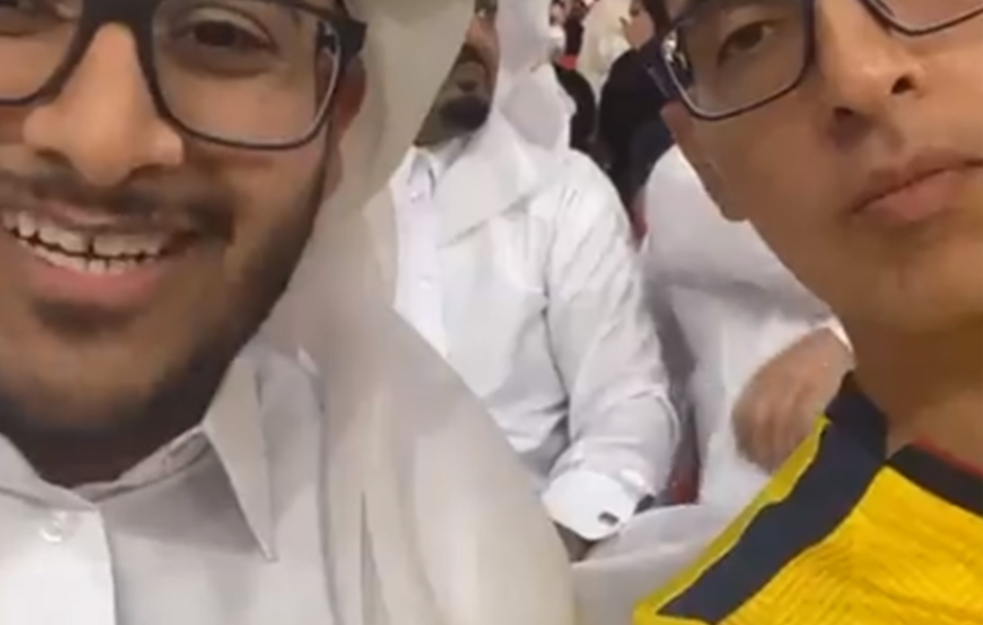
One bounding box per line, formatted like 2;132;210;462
813;0;926;131
21;25;184;188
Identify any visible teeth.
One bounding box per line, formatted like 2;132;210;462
19;240;140;275
1;210;172;261
37;220;89;254
16;212;38;239
91;233;166;258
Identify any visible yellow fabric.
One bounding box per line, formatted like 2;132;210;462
635;417;983;625
634;418;830;621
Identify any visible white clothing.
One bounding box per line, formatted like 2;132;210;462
640;147;846;509
0;1;577;624
496;0;574;152
382;112;679;542
569;147;847;625
577;0;632;95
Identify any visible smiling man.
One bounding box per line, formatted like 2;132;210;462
630;0;983;623
0;1;576;624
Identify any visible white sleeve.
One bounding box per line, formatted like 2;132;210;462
540;155;680;541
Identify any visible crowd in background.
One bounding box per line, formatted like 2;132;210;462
379;0;853;582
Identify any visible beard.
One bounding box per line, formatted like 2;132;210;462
438;94;492;134
0;159;325;472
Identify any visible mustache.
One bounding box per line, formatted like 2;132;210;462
0;161;235;238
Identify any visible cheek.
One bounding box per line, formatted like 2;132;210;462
699;122;853;300
224;147;324;271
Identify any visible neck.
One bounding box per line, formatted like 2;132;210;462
850;319;983;470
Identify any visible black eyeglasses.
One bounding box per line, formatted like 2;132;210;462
643;0;983;121
0;0;365;149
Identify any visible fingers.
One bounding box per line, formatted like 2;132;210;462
733;380;811;471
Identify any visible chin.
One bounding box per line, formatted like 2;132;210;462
0;319;240;438
0;370;161;436
441;96;492;133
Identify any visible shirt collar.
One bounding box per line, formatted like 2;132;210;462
200;350;277;560
417;136;467;182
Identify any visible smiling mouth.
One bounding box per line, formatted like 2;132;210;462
0;209;188;276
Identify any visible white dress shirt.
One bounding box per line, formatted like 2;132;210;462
387;112;679;541
0;348;331;625
0;330;578;625
392;142;464;356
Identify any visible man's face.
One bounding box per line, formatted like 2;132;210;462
417;0;500;146
666;0;983;334
0;0;362;435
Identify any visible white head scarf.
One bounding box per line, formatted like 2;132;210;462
261;2;577;624
577;0;632;93
495;0;574;152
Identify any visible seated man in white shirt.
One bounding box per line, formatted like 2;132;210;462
375;0;680;560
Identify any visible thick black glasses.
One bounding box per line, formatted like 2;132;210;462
644;0;983;120
0;0;365;148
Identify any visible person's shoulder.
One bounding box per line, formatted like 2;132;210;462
634;412;878;623
542;149;622;212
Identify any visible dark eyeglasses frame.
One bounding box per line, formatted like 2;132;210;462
643;0;983;121
0;0;366;149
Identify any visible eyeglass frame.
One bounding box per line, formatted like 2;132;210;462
641;0;983;121
0;0;367;150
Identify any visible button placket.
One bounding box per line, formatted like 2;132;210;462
40;510;79;544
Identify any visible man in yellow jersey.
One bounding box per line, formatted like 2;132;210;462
631;0;983;623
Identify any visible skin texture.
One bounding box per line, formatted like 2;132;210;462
0;3;364;485
662;0;983;468
415;0;501;147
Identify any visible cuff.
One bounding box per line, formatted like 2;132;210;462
541;470;646;541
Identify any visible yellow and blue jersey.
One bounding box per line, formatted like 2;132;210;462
635;376;983;625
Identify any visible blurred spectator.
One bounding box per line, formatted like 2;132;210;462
554;63;597;153
562;0;587;63
597;0;672;204
375;3;680;563
577;0;632;94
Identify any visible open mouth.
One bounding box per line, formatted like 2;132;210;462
0;210;188;276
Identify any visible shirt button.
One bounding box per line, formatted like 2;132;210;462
40;510;78;544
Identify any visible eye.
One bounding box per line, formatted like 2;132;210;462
160;4;284;76
717;20;775;63
175;9;272;53
0;0;74;36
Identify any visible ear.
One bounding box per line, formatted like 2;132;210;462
322;59;367;198
332;59;367;140
661;102;745;222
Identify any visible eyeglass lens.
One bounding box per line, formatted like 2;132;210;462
663;0;983;116
0;0;342;145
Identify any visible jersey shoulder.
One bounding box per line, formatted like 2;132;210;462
635;414;877;624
